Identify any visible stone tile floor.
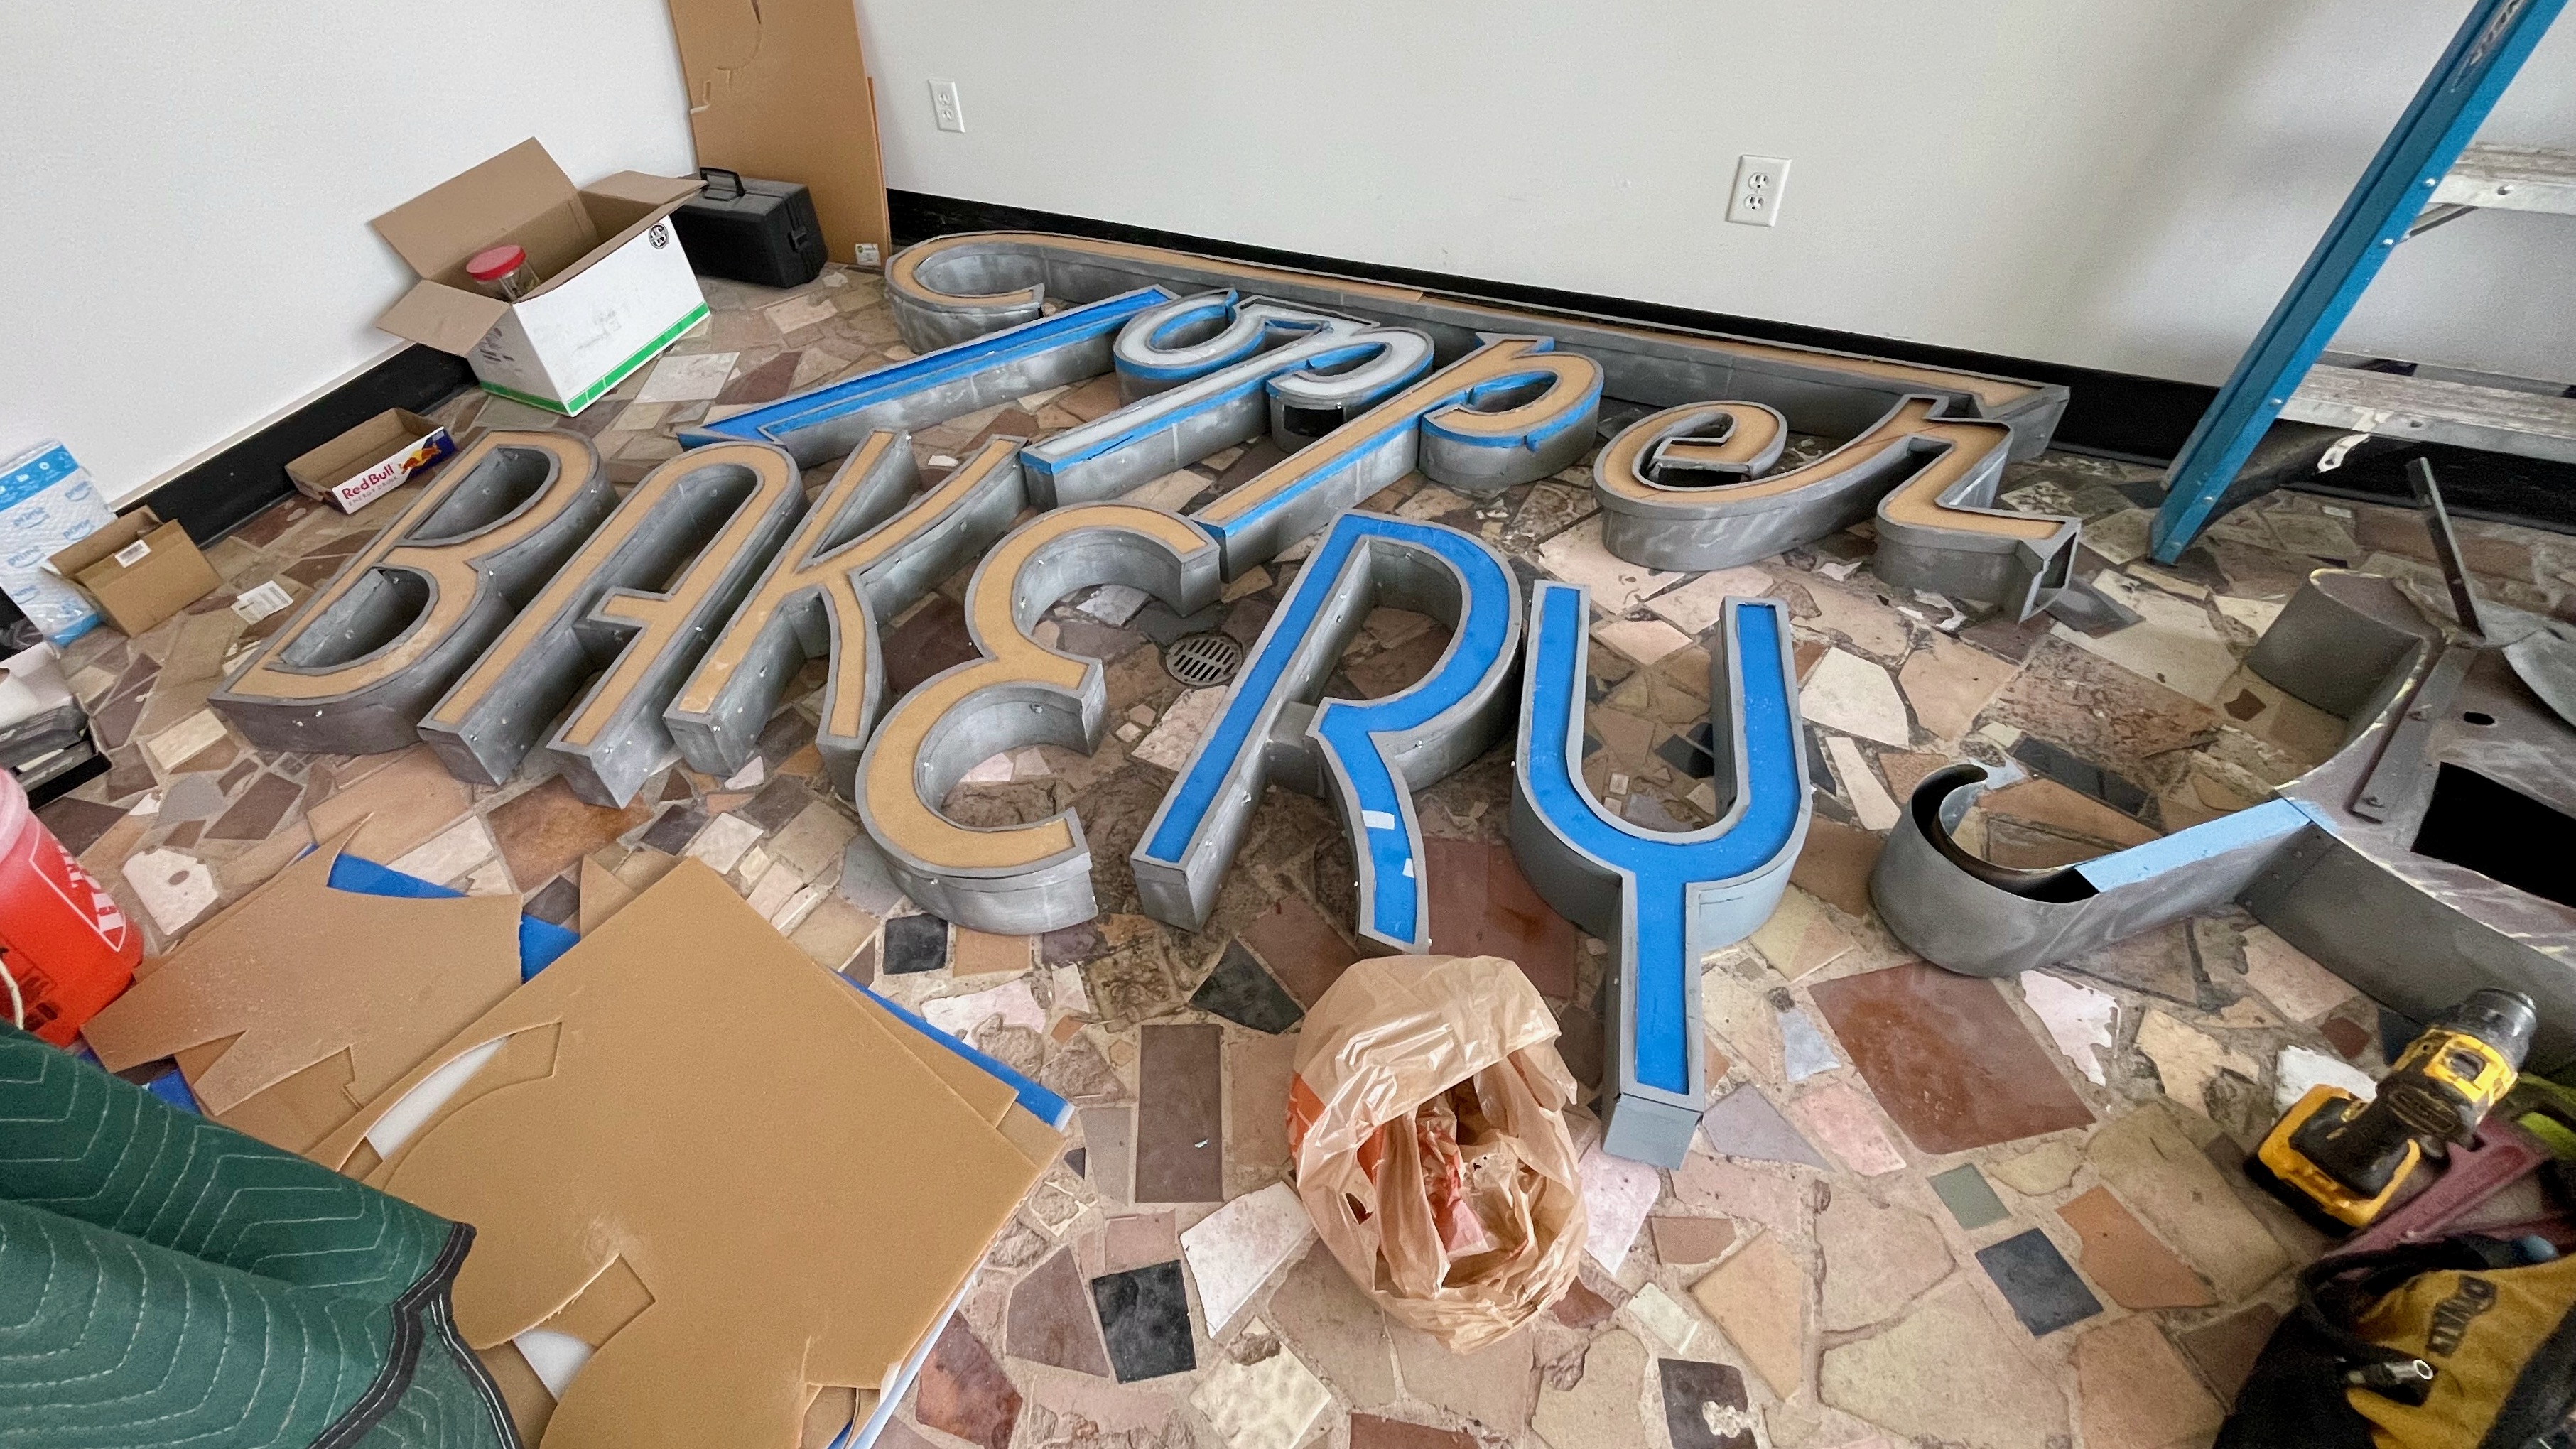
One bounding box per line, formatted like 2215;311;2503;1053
42;261;2576;1449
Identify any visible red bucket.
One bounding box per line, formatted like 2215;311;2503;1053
0;770;140;1046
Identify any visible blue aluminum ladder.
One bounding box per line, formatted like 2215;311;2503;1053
2151;0;2567;563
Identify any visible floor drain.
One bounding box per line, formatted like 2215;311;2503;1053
1165;631;1244;687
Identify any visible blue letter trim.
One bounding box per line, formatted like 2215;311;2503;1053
1133;510;1522;952
677;288;1175;462
1510;582;1809;1166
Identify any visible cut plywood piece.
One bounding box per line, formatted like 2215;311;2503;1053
308;860;1049;1449
82;825;522;1150
581;857;638;935
666;0;891;264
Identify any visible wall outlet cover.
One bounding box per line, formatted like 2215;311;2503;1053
1728;156;1791;227
929;80;965;134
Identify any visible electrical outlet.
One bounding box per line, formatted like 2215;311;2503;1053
929;79;966;133
1728;155;1790;227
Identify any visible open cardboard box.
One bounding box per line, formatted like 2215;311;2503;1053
48;508;220;637
372;140;706;416
286;408;456;514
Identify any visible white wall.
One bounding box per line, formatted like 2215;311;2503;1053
0;2;697;506
857;0;2576;391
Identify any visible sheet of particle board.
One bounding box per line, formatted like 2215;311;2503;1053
308;860;1046;1449
666;0;892;264
82;826;522;1149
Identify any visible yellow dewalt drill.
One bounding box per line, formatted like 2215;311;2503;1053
2253;989;2539;1230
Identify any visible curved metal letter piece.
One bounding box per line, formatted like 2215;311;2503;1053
880;233;2069;461
416;443;808;805
1873;763;2312;978
1592;395;2077;619
1132;511;1524;950
1873;569;2576;1068
857;504;1223;933
663;432;1027;796
1021;291;1434;510
1510;585;1811;1167
676;288;1174;465
1191;337;1602;576
210;432;615;755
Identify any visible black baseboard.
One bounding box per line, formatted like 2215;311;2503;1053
144;345;474;543
0;346;473;634
889;190;2220;462
139;347;474;548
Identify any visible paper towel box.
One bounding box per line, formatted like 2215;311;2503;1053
0;443;117;644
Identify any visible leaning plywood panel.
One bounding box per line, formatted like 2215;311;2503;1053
667;0;892;266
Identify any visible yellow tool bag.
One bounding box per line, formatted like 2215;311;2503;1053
2218;1236;2576;1449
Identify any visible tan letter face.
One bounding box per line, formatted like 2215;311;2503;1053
664;433;1029;796
1868;405;2079;619
856;503;1221;933
416;443;808;805
211;431;616;754
1593;395;2077;618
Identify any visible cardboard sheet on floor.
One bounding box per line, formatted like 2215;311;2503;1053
308;860;1051;1449
575;848;1072;1135
80;825;523;1152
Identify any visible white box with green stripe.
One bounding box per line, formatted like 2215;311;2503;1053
370;139;710;416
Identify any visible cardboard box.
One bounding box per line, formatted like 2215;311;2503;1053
371;141;707;415
666;0;892;267
286;408;456;514
48;509;220;637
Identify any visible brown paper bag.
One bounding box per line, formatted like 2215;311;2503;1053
1286;954;1586;1351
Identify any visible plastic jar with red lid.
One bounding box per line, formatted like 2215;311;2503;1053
465;243;539;301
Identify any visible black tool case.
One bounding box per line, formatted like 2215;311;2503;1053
671;168;828;288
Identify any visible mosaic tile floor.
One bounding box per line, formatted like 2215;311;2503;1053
44;261;2576;1449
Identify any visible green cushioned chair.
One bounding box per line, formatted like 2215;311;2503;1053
0;1025;518;1448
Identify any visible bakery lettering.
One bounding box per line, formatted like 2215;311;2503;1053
212;234;2074;1167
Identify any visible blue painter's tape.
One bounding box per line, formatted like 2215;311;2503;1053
1023;315;1429;510
1517;583;1803;1097
69;1042;202;1114
1419;362;1599;454
2072;797;2310;892
1117;294;1282;383
1137;509;1518;950
142;1065;201;1114
678;288;1173;450
853;982;1074;1129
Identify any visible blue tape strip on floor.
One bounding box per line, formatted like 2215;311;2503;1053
853;982;1074;1130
